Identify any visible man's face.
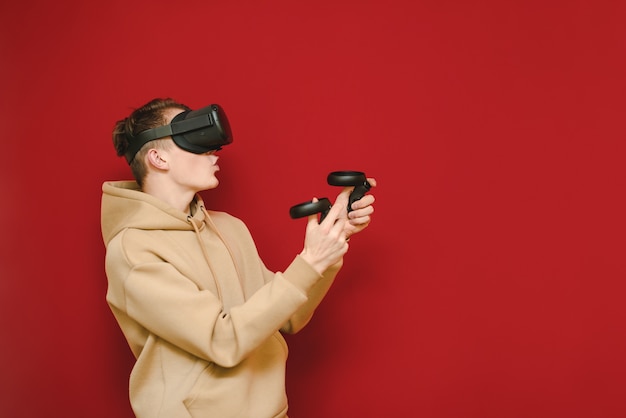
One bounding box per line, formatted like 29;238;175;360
163;108;221;193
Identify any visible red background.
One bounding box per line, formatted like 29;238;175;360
1;1;625;417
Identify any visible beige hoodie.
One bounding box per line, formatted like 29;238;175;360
101;181;341;418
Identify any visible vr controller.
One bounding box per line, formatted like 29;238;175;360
125;104;233;163
289;171;372;221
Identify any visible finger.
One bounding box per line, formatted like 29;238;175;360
349;204;374;219
349;194;375;212
349;214;372;226
320;194;347;226
336;187;352;205
305;197;321;227
332;188;352;217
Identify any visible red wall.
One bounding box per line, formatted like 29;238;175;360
1;1;625;417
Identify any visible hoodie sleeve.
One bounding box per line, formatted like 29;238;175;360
105;229;323;369
279;260;342;334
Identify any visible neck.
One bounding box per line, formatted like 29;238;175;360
142;180;195;213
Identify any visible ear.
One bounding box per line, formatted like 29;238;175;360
146;148;169;170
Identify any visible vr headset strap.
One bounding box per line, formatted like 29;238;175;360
124;114;214;163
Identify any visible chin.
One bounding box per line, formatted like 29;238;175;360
206;179;219;190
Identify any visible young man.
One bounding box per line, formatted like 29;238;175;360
101;98;376;417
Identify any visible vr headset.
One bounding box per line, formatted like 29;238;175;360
125;104;233;163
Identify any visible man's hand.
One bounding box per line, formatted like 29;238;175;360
299;197;349;274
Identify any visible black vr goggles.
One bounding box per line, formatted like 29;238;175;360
125;104;233;164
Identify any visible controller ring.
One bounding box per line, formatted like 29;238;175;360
327;171;367;186
289;198;332;219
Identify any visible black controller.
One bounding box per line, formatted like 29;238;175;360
289;171;372;221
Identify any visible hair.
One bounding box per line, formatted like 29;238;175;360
112;98;191;187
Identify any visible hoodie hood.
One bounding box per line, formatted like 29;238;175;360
101;181;205;245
